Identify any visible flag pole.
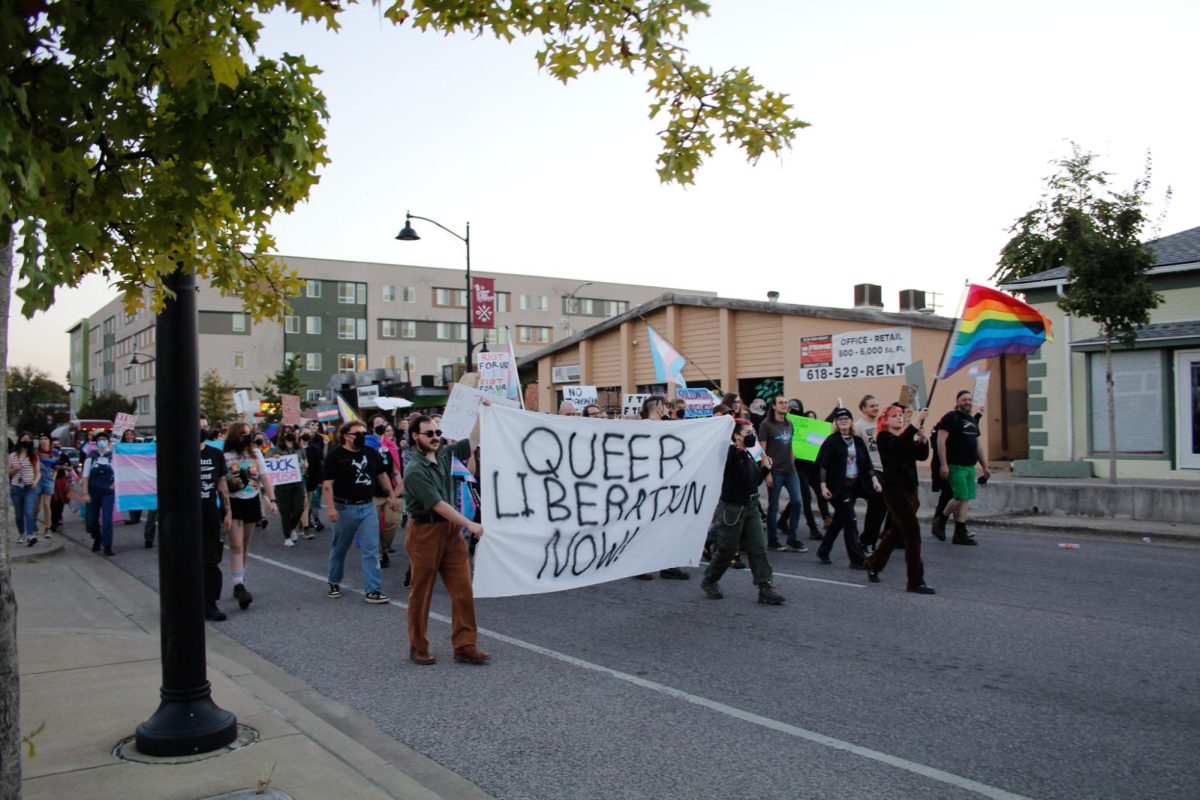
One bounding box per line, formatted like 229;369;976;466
926;282;971;408
637;314;722;393
506;326;526;410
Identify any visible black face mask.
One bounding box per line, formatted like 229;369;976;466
374;424;386;435
241;435;253;448
741;433;757;448
200;428;210;443
351;431;366;448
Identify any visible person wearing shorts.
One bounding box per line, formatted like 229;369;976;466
934;390;990;545
223;422;276;609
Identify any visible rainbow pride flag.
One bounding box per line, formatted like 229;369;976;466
939;284;1053;379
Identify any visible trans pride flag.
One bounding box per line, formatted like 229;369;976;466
939;284;1053;379
114;442;157;512
646;324;687;387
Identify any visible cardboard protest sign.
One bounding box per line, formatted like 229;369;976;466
562;385;598;410
676;388;714;418
903;360;928;410
972;371;991;409
787;414;832;461
621;393;651;418
112;412;138;438
114;442;157;511
441;383;521;442
263;453;302;486
281;394;302;426
474;406;732;597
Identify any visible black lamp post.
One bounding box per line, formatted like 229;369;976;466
396;212;473;371
134;266;237;756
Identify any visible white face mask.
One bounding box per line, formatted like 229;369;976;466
96;440;109;452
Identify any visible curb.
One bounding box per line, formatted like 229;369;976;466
966;516;1200;546
9;535;65;562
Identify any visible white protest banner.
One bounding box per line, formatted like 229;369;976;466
676;387;714;418
476;351;514;399
562;385;597;411
440;383;521;442
356;384;380;407
621;393;650;418
263;453;302;486
474;406;733;598
232;389;251;418
798;326;912;381
112;412;138;438
972;371;992;408
281;394;302;426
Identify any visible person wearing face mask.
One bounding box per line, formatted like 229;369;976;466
199;415;234;619
700;420;785;604
304;422;327;533
322;421;400;604
8;436;41;546
815;408;879;569
223;422;277;609
368;421;404;567
34;434;59;539
274;428;308;547
80;433;116;555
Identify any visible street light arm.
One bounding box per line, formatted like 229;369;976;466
405;213;469;245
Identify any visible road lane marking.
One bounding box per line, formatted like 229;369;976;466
250;553;1034;800
770;570;864;587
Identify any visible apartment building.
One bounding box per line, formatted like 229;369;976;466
70;255;710;431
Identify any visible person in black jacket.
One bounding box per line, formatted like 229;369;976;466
303;424;327;533
815;407;879;568
866;404;934;594
700;419;785;605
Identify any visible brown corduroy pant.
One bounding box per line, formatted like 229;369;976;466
405;519;478;655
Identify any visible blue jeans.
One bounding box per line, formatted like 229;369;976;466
327;501;382;593
766;470;803;544
10;484;37;537
86;488;115;547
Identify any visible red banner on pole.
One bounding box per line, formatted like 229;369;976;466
472;276;496;329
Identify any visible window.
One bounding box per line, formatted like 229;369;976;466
357;354;366;371
538;295;548;312
123;366;133;386
382;285;396;302
306;352;322;371
481;327;510;346
520;294;532;311
357;319;367;340
138;362;155;381
1089;350;1164;454
306;389;321;403
103;317;116;336
436;357;453;385
233;352;245;369
338;353;360;372
285;352;294;364
337;281;365;304
436;322;466;340
400;321;417;338
232;313;247;332
306;280;321;298
285;315;300;334
338;317;356;340
517;325;552;344
496;292;510;313
306;316;322;335
383;354;397;369
402;286;416;303
381;320;398;338
434;287;467;307
135;395;151;414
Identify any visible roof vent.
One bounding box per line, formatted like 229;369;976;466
898;289;928;313
853;283;883;310
767;291;780;304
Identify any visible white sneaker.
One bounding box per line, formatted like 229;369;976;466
283;536;296;548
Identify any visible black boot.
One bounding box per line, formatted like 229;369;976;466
205;602;228;621
951;522;977;545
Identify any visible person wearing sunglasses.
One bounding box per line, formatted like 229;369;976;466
403;414;489;666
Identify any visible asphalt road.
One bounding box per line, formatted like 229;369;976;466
75;517;1199;800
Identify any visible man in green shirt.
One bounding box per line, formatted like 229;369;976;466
404;414;488;666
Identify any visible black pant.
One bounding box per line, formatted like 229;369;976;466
817;492;866;565
144;509;157;545
867;485;925;589
202;505;225;604
861;480;888;549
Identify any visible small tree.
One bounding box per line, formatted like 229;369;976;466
75;391;136;423
5;366;68;435
995;144;1164;483
199;369;237;427
255;355;306;424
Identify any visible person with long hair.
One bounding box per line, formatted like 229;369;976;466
223;421;277;609
866;404;935;594
274;426;308;547
35;433;59;537
8;436;41;545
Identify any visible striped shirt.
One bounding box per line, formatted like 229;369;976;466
9;454;35;486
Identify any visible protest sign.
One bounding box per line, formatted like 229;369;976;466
114;442;157;511
233;389;251;419
903;360;928;410
441;383;521;442
562;385;598;410
972;371;991;408
356;384;380;407
798;326;912;381
477;351;514;399
676;388;714;418
281;394;302;426
263;453;302;486
474;406;732;597
112;412;138;438
621;393;651;418
787;414;832;461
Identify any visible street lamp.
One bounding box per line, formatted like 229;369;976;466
130;350;157;366
396;212;474;370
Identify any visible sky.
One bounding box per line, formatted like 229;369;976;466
8;0;1199;382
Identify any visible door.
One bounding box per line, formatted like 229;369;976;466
1175;349;1200;469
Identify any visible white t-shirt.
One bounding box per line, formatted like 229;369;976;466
854;418;882;472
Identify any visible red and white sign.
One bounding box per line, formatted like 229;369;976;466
471;276;495;329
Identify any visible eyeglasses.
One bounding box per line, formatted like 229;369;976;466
417;429;443;438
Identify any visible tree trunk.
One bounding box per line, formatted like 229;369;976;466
0;225;23;798
1105;335;1117;485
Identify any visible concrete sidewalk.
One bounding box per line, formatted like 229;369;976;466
13;530;493;800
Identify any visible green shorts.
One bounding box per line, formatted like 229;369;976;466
947;464;977;502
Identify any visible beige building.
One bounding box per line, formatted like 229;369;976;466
520;292;1026;462
1004;224;1200;479
69;256;708;432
